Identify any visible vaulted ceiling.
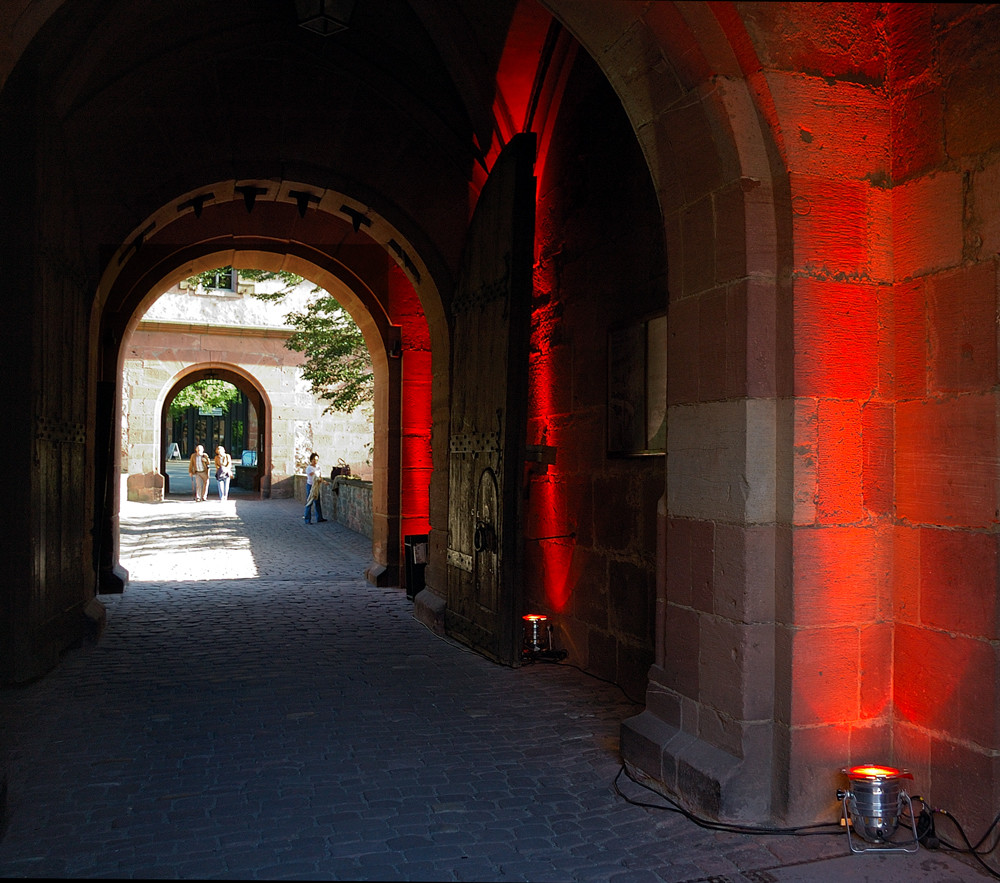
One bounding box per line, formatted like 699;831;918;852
3;0;566;280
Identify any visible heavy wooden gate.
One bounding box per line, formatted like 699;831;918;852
445;133;536;665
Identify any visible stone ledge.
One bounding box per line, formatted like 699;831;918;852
413;588;446;635
126;471;164;503
621;709;771;821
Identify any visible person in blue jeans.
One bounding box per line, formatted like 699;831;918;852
214;445;233;501
304;452;327;524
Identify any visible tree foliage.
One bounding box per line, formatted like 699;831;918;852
184;267;373;414
169;380;241;418
238;268;304;302
284;295;373;414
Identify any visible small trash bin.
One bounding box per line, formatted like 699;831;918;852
404;534;428;600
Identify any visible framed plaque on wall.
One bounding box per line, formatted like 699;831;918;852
607;313;666;456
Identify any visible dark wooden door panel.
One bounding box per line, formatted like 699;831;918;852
446;133;535;664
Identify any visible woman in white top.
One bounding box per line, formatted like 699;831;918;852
214;445;233;501
304;452;327;524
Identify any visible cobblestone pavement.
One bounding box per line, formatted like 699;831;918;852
0;498;990;880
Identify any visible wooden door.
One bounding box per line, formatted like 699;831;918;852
445;133;535;664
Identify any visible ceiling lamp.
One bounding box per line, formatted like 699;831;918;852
295;0;356;36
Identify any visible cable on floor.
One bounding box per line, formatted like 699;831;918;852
613;764;843;838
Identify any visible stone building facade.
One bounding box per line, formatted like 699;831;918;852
5;2;1000;864
122;278;374;499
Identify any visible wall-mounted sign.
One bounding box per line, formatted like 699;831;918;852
607;313;666;456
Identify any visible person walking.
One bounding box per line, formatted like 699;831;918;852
188;444;210;501
304;452;328;524
214;445;233;501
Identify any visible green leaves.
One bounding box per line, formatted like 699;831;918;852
236;268;305;301
169;380;241;418
284;295;373;414
181;267;373;415
184;267;303;299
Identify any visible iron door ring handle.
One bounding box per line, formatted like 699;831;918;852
474;523;493;552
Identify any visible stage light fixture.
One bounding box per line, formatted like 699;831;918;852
837;764;919;854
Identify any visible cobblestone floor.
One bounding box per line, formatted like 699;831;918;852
0;497;990;880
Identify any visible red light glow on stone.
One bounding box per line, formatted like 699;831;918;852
846;765;911;780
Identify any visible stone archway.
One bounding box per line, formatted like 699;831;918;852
157;365;269;496
538;3;792;822
95;187;440;597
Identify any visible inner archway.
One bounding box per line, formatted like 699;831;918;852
159;366;269;496
95;185;441;596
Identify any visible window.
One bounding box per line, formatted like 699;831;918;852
204;268;235;292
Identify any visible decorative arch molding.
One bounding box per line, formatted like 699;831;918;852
99;179;446;340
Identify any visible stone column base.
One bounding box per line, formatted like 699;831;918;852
364;562;403;586
413;589;445;635
620;708;773;822
126;471;164;502
98;563;129;594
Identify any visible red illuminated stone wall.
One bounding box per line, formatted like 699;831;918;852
887;4;1000;823
613;1;1000;835
740;1;1000;827
387;263;433;547
524;49;665;700
752;0;896;813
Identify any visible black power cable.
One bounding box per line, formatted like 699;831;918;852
613;764;843;838
908;796;1000;880
614;770;1000;879
524;656;645;706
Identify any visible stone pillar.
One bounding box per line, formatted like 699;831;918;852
622;399;779;820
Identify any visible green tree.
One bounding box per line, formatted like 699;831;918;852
283;295;373;414
185;267;373;415
169;379;241;418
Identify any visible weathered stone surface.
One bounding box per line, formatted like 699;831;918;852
667;398;776;523
892;171;964;279
125;470;164;503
